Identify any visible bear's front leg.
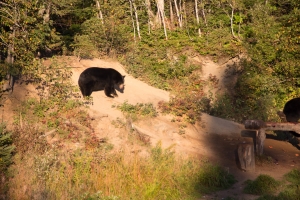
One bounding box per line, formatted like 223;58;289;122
112;89;118;97
104;84;115;98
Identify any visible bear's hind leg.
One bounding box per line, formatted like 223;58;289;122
80;82;93;97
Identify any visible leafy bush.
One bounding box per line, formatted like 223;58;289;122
159;73;214;124
197;161;236;192
0;124;15;171
243;174;281;195
284;169;300;185
73;16;131;58
256;169;300;200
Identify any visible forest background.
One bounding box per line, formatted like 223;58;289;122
0;0;299;122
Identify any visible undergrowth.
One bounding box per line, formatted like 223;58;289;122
244;169;300;199
244;174;281;195
8;142;236;199
116;101;157;121
158;73;217;124
0;124;15;197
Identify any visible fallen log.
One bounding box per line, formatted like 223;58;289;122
245;120;300;134
244;120;300;155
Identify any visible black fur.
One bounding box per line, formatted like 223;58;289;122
78;67;125;98
283;97;300;122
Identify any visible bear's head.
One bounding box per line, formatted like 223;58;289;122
114;75;125;93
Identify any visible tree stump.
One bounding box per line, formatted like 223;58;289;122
238;143;255;171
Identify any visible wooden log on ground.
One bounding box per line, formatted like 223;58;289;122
238;143;255;171
264;122;300;134
245;120;300;134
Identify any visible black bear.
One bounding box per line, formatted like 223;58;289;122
283;97;300;122
78;67;125;98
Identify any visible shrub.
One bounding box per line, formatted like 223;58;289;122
244;174;281;195
0;123;15;171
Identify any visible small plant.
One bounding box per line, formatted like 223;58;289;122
0;123;15;171
284;169;300;185
197;161;236;192
117;101;157;121
243;174;281;195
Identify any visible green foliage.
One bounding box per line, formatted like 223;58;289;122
227;1;300;122
243;174;281;195
159;74;214;124
256;169;300;200
73;17;131;58
196;161;236;192
0;0;61;77
9;142;234;199
123;29;237;90
0;124;15;171
117;101;157;121
284;169;300;185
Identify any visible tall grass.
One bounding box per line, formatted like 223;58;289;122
8;143;235;199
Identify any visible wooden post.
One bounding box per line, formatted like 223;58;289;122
238;143;255;171
256;129;266;155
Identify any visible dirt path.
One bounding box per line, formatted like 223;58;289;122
3;56;300;199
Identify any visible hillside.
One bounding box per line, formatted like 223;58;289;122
2;56;300;199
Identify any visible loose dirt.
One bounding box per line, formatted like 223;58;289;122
2;56;300;200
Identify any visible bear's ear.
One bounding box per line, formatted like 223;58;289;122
122;75;126;79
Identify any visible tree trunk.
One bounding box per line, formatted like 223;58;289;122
229;4;237;39
157;0;168;40
169;1;174;29
173;0;182;28
129;0;136;41
200;0;207;26
145;0;155;33
95;0;104;24
195;0;202;36
132;0;141;39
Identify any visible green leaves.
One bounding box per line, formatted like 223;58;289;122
0;124;15;171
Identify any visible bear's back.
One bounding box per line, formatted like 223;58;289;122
81;67;115;78
283;97;300;122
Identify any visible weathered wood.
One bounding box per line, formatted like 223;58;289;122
264;122;300;134
244;120;300;155
256;129;266;155
245;120;300;134
244;120;266;130
238;143;255;171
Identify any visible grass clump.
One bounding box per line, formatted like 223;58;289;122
243;169;300;200
197;161;236;193
117;101;157;121
243;174;281;195
284;169;300;185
